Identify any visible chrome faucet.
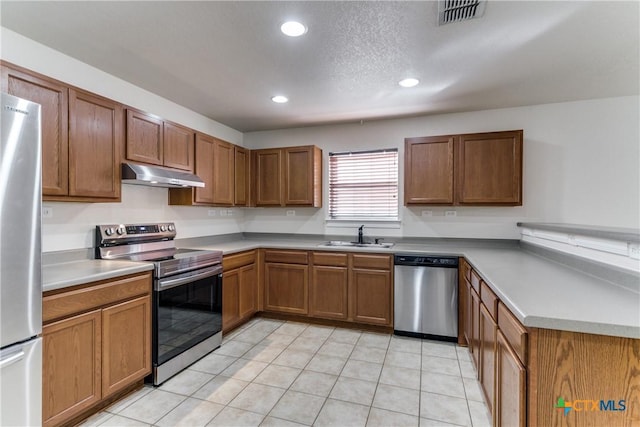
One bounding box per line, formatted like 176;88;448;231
358;225;365;244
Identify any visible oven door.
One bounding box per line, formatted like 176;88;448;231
154;265;222;367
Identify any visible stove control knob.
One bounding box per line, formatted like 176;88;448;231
116;226;126;235
160;225;167;232
105;227;115;236
168;224;175;232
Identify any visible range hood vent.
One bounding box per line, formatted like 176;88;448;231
438;0;486;25
121;163;205;188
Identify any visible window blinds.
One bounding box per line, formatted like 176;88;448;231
328;149;399;219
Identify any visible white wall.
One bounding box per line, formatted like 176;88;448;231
3;27;638;250
244;96;640;239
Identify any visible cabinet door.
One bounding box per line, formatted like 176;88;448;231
126;109;163;166
495;330;526;427
234;146;250;206
254;149;282;206
102;295;151;398
464;279;474;350
194;133;215;204
480;303;497;414
310;265;348;320
264;262;308;314
42;310;102;427
212;139;235;205
223;268;240;332
404;136;455;204
1;66;69;196
68;89;122;199
349;268;392;326
470;286;481;372
283;146;315;206
456;131;523;205
238;263;257;320
163;122;194;171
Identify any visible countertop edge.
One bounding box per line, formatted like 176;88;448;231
43;262;154;292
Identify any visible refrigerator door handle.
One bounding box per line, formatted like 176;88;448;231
0;348;25;369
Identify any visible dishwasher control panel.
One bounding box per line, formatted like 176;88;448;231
394;255;458;267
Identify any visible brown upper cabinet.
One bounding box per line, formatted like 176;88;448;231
169;135;248;206
252;145;322;207
2;63;122;202
125;109;195;172
405;130;523;206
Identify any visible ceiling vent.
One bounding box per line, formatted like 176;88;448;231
438;0;486;25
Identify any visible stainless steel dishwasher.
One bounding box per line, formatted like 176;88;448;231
394;255;458;342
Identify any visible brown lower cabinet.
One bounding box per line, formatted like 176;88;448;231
495;329;526;427
222;251;258;332
310;262;349;320
42;272;152;427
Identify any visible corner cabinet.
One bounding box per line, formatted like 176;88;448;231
42;272;152;427
2;63;123;202
252;145;322;207
405;130;522;206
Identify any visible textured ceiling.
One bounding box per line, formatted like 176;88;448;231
1;1;638;132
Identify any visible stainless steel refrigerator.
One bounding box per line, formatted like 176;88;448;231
0;92;42;426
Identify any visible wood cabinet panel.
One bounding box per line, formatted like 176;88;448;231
43;310;102;427
101;296;151;398
458;259;468;346
470;269;481;293
496;330;526;427
163;122;194;171
68;89;122;199
193;133;215;204
497;302;527;364
480;281;498;320
254;149;282;206
310;266;348;320
2;65;69;196
126;109;163;166
264;250;308;265
464;279;475;353
264;263;309;315
527;329;640;427
312;252;348;267
404;136;455;204
43;273;152;323
223;250;256;271
283;146;322;206
351;254;392;270
234;146;250;206
223;269;240;331
470;285;481;371
223;256;257;332
480;303;497;413
238;264;257;319
456;131;522;205
349;268;392;326
213;139;235;205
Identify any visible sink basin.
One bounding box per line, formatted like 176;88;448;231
319;240;395;249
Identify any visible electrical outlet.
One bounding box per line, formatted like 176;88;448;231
445;210;457;217
42;207;53;218
629;243;640;260
227;209;233;216
207;209;216;217
421;210;433;217
220;210;227;217
286;210;296;216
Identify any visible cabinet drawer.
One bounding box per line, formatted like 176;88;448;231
470;269;481;293
498;302;527;364
43;272;152;323
223;250;256;271
480;281;498;320
264;250;308;264
312;252;348;267
351;254;392;270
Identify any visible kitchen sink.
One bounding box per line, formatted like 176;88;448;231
319;240;395;249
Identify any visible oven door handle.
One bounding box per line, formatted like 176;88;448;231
156;266;222;291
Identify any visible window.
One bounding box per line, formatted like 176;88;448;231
328;149;399;220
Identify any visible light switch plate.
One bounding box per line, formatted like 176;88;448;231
445;210;457;217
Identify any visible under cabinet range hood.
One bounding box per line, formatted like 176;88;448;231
121;163;205;188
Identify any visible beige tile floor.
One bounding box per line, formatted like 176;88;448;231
80;318;491;427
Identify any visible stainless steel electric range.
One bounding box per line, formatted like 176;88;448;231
95;223;223;385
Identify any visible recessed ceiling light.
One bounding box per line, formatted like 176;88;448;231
271;95;289;103
399;78;420;88
281;21;307;37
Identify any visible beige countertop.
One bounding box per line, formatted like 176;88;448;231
42;236;640;338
